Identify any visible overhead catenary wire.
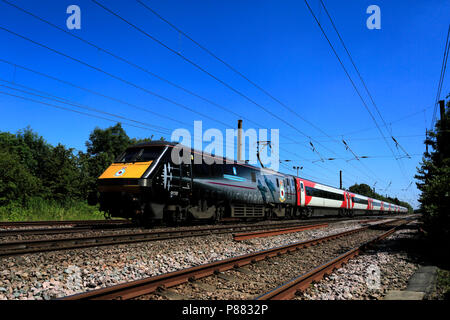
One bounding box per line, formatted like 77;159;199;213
0;0;344;172
0;3;394;189
134;0;350;145
1;84;358;186
431;24;450;129
319;0;414;161
0;80;173;134
133;0;390;186
0;56;358;184
0;26;232;129
0;58;189;127
303;0;410;185
0;0;262;133
0;90;166;134
0;9;333;170
91;0;389;186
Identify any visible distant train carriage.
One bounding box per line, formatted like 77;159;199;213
96;142;407;225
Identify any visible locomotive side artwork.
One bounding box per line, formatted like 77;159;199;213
97;142;408;225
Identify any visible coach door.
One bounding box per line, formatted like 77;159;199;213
295;178;306;207
346;192;351;209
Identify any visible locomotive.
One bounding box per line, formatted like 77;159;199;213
97;141;408;225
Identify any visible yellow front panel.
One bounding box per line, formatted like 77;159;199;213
99;161;153;179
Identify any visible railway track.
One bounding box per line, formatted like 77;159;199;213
0;223;136;237
60;218;410;300
0;220;344;257
0;219;131;229
256;223;404;300
232;223;328;241
0;214;404;237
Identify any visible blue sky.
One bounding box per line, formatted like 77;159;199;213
1;0;449;208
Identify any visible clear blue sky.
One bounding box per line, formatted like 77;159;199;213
1;0;449;209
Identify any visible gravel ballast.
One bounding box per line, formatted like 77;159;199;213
0;220;367;300
294;225;420;300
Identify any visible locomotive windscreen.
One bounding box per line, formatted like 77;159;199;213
115;146;165;163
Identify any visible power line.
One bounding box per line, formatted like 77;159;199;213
0;58;188;127
431;24;450;129
319;0;414;162
0;90;161;133
90;0;330;149
137;0;408;196
1;2;390;187
0;8;339;165
134;0;346;144
133;0;390;186
3;0;355;170
283;134;425;143
0;57;347;181
303;0;410;184
0;26;233;129
0;80;173;134
92;0;389;186
0;0;262;133
319;0;392;136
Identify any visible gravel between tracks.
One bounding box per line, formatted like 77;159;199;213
139;228;386;300
293;225;419;300
0;219;366;300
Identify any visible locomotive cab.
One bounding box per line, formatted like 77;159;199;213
97;143;170;222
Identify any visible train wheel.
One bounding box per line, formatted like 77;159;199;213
302;207;312;219
213;207;223;224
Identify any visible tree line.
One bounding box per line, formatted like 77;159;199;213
1;121;415;209
1;121;416;217
348;183;413;212
0;123;159;208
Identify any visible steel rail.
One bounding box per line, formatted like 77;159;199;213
0;220;343;256
233;223;328;241
0;219;130;228
256;220;410;300
0;224;137;237
60;219;402;300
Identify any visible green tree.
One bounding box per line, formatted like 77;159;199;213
0;150;41;206
415;96;450;244
348;183;412;212
42;144;84;201
348;183;375;198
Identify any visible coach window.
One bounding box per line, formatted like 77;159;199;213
300;182;304;192
276;178;279;187
251;171;256;182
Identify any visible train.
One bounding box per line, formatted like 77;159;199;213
96;141;408;225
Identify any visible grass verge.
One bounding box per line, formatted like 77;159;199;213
0;197;104;221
